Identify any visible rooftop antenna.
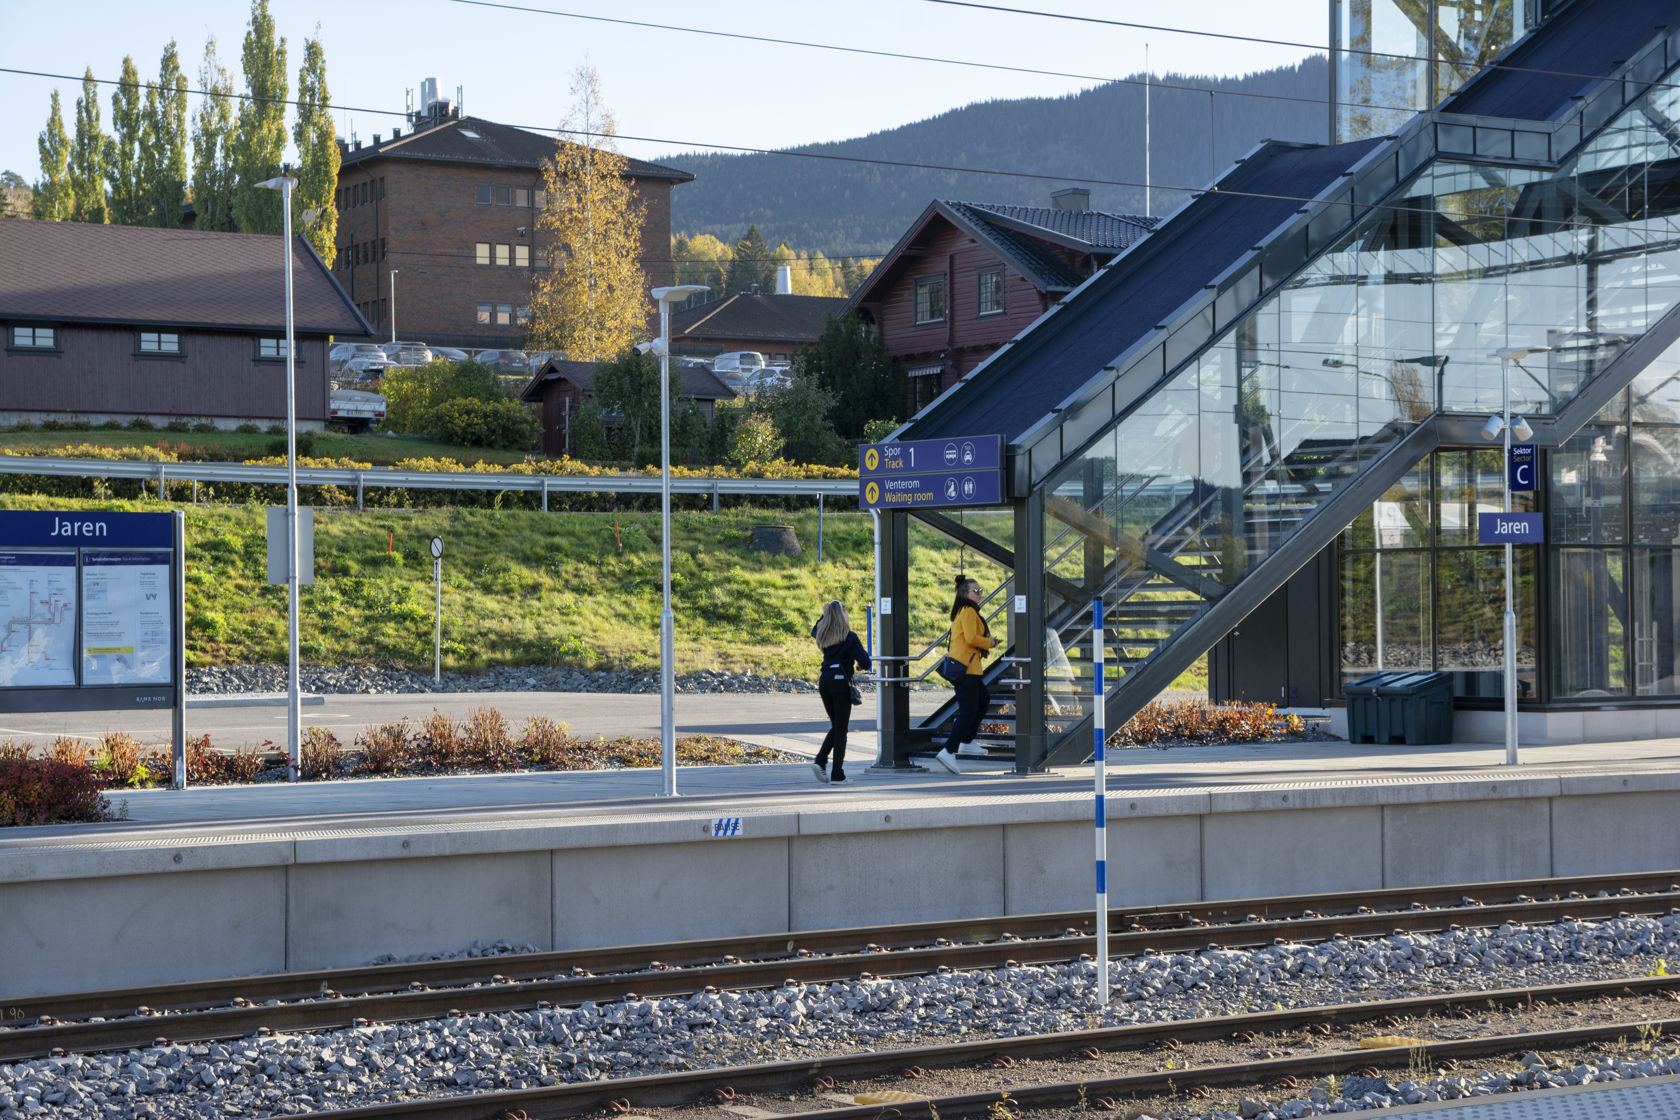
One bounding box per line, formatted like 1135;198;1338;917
456;84;464;118
405;87;414;123
348;118;357;147
1144;43;1152;220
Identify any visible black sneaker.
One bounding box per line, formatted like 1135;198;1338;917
831;774;847;783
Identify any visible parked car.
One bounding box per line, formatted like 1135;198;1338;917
380;340;434;367
327;380;388;432
712;351;766;377
745;367;793;395
474;349;531;377
431;346;471;363
331;342;393;379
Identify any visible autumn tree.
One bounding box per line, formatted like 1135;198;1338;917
34;91;74;221
69;69;108;223
191;37;237;232
230;0;288;236
529;66;648;361
292;33;339;260
106;56;147;225
671;231;731;300
142;41;190;227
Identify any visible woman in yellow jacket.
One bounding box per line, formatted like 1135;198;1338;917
935;575;996;773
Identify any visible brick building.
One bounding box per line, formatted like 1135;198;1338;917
333;97;692;351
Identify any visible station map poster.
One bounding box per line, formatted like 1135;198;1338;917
0;551;77;688
80;550;173;685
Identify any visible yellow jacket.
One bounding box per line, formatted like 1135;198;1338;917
950;605;996;676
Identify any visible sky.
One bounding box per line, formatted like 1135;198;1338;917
0;0;1328;185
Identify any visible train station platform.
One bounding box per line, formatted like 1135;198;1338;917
1383;1074;1680;1117
4;691;1680;996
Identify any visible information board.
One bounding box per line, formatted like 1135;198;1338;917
81;550;173;685
0;552;77;688
859;435;1005;511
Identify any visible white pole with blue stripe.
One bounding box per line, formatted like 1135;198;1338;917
1093;598;1109;1006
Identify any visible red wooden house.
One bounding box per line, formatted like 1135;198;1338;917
847;189;1155;413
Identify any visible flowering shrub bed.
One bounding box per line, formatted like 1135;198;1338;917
0;745;114;826
1112;699;1305;747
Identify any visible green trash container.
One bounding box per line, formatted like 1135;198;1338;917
1374;671;1454;745
1343;672;1398;744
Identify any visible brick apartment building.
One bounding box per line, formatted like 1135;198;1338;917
333;93;693;351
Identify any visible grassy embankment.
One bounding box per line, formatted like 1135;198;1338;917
0;427;534;466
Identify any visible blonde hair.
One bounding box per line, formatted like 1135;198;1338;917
814;600;850;648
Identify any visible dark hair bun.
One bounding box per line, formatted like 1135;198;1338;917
953;574;967;590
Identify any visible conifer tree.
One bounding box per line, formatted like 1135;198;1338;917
191;37;237;232
230;0;288;235
69;69;109;224
142;41;190;227
106;56;146;225
292;34;339;260
33;91;74;221
529;66;648;361
726;225;774;294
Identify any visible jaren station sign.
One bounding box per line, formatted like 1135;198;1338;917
858;435;1004;510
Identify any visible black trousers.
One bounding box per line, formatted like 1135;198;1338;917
947;673;989;751
816;678;852;778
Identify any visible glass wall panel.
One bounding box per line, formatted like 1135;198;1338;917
1436;546;1537;693
1550;425;1627;544
1632;548;1680;695
1343;550;1433;677
1437;449;1535;546
1554;548;1628;697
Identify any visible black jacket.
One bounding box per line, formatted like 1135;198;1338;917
812;625;871;685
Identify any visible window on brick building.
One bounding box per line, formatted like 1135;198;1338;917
495;185;510;205
495;244;510;266
514;244;529;268
378;177;385;200
476;184;492;205
476;242;491;265
477;302;492;325
496;303;512;326
513;187;530;207
534;189;547;209
380;239;387;260
516;306;530;325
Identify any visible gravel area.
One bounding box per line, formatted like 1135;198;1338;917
4;912;1679;1118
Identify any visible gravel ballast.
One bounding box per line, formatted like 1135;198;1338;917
4;912;1680;1118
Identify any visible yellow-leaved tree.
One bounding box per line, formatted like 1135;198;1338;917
529;66;647;361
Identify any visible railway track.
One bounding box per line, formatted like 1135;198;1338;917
4;870;1677;1062
278;974;1680;1120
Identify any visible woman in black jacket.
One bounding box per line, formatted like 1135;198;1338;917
812;599;870;784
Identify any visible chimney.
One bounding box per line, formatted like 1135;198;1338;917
1052;187;1090;212
372;133;381;146
750;283;760;295
353;138;362;150
775;265;793;295
391;126;400;139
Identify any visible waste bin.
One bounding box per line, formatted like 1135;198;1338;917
1344;671;1454;745
1375;671;1454;745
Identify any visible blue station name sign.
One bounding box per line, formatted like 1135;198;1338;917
1478;511;1545;544
0;510;175;548
859;435;1004;511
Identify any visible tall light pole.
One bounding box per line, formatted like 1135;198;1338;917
389;268;399;343
1487;346;1547;766
650;284;709;796
258;174;302;782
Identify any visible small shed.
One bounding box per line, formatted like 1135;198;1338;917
519;357;736;458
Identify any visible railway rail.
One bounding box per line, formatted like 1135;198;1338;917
269;974;1680;1120
4;870;1677;1063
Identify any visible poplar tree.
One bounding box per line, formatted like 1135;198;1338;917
142;41;190;227
69;69;109;224
292;34;339;260
191;37;237;233
529;66;649;361
230;0;288;236
33;91;74;221
105;56;146;224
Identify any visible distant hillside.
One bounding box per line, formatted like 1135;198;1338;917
661;58;1328;258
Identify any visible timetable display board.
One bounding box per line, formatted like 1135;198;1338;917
0;511;183;714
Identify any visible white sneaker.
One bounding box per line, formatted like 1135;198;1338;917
811;763;830;783
957;741;988;758
934;749;961;773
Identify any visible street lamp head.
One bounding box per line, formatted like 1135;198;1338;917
1481;414;1506;442
1494;345;1553;360
651;284;710;306
1511;415;1534;442
256;176;298;192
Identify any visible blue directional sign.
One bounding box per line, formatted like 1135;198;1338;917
1509;443;1536;492
859;435;1004;510
1478;511;1545;544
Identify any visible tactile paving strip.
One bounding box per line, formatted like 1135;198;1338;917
1383;1075;1680;1117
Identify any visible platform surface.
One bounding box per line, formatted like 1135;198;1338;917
3;691;1680;844
1379;1075;1680;1117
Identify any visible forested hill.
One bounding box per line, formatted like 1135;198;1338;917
661;57;1328;258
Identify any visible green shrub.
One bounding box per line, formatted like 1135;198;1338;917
99;419;124;430
192;421;218;433
11;420;38;432
236;422;261;434
165;419;192;433
424;398;539;451
0;756;112;826
127;417;155;431
40;418;91;431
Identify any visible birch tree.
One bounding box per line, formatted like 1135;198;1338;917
529;66;648;361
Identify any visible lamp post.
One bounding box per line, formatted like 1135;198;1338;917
1487;346;1547;766
389;268;399;343
257;174;302;782
650;284;709;797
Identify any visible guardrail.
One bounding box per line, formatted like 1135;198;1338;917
0;454;858;509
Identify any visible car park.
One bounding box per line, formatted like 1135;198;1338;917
430;346;471;363
474;349;531;376
712;351;766;377
380;340;434;367
745;367;793;394
331;342;393;379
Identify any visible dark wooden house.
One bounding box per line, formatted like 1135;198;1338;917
520;358;736;458
0;219;369;428
847;190;1155;412
668;292;847;366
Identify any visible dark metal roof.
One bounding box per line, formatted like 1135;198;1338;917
669;293;847;345
520;358;735;403
0;218;370;335
1441;0;1677;121
340;116;694;182
960;203;1157;251
905;139;1383;443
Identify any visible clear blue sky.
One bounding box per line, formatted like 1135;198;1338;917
1;0;1327;184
